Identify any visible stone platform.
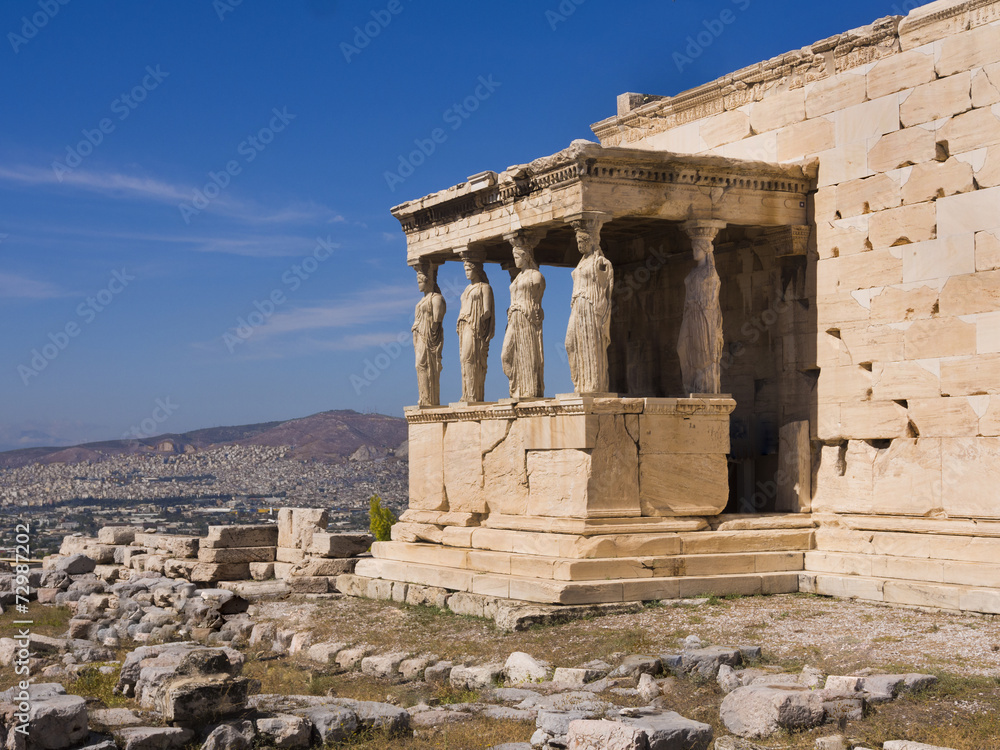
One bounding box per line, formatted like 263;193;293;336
360;396;808;605
357;514;814;605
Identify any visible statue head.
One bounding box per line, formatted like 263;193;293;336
571;214;608;258
460;248;487;282
415;261;439;294
574;225;597;257
463;260;486;282
512;244;537;271
691;238;712;263
416;269;432;293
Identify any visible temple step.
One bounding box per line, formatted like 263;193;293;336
798;572;1000;615
355;557;800;605
391;525;815;559
805;550;1000;589
371;541;804;581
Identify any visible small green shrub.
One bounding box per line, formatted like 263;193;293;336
369;495;398;542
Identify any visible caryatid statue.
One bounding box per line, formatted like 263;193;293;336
412;260;445;407
565;213;614;394
677;220;727;395
456;248;495;403
501;231;546;399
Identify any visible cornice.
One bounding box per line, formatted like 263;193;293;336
391;142;810;235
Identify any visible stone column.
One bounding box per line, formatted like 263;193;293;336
677;220;727;395
501;230;546;399
565;212;614;395
411;259;445;407
456;247;495;403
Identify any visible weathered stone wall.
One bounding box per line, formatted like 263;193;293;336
594;0;1000;521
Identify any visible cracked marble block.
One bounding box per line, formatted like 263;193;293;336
638;399;736;517
526;413;640;519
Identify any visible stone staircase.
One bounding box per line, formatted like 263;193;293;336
355;514;814;605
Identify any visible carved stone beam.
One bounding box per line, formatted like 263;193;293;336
762;225;811;258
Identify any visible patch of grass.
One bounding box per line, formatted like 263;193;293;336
430;683;480;705
243;656;343;698
853;672;1000;750
0;601;72;636
607;627;656;655
328;718;532;749
66;665;135;709
874;635;903;644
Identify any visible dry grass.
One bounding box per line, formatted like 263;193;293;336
253;592;1000;681
329;718;532;749
0;600;72;637
65;663;137;709
0;601;73;692
6;593;1000;748
242;593;1000;748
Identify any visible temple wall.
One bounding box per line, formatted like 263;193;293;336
594;0;1000;523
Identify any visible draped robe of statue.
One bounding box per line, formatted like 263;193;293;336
413;286;445;407
566;250;614;394
677;245;723;394
457;275;494;402
501;267;545;398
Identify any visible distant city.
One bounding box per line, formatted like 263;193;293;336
0;410;408;559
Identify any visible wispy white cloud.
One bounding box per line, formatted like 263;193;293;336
0;271;66;299
195;284;418;360
8;223;341;258
0;164;188;202
0;164;343;226
251;285;416;340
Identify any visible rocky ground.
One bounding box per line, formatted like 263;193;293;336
2;553;999;750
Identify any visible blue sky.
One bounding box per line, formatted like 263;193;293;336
0;0;927;450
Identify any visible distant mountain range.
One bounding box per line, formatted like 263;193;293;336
0;410;408;469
